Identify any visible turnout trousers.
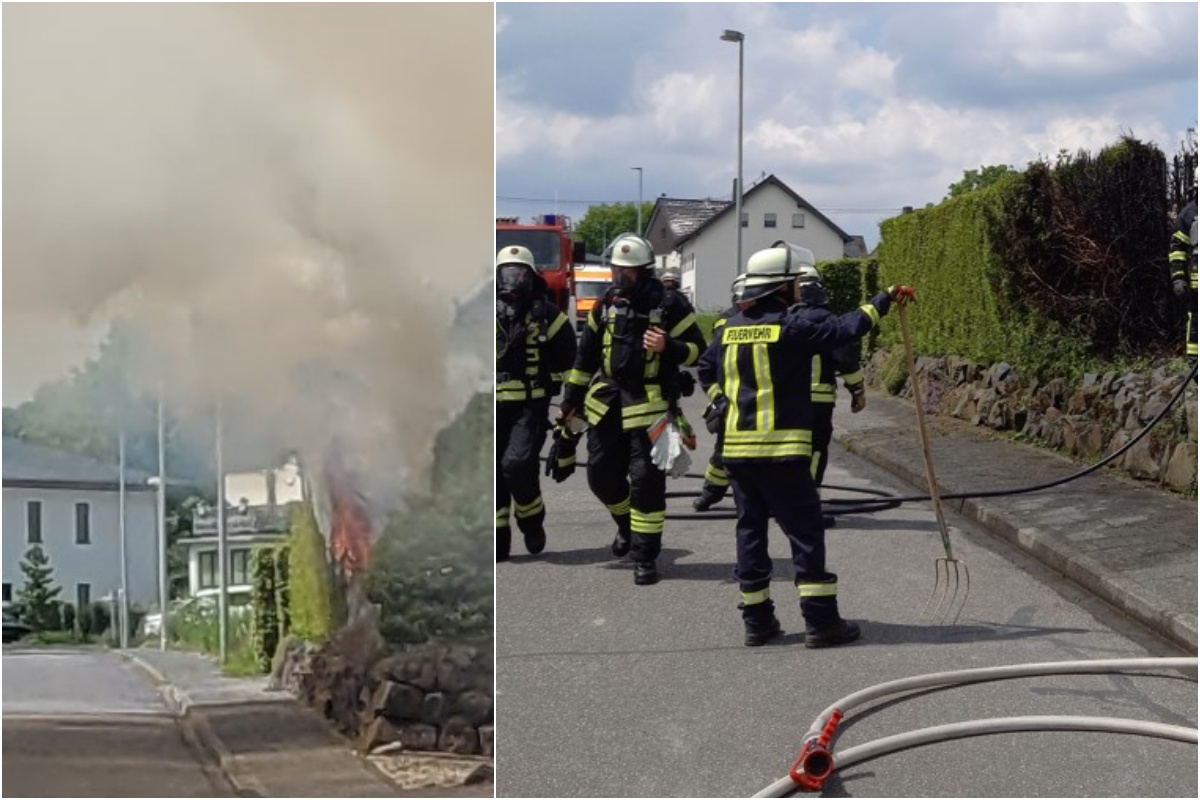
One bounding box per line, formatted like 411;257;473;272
725;458;843;632
586;408;666;563
496;400;550;537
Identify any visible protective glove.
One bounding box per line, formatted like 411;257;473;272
544;420;582;483
703;396;730;434
888;284;918;306
1174;278;1188;297
848;385;866;413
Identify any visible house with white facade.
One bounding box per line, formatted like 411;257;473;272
181;461;304;600
644;175;868;311
2;436;159;612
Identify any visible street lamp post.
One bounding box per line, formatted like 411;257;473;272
631;166;643;236
215;398;228;664
721;29;745;277
117;428;129;649
155;386;168;650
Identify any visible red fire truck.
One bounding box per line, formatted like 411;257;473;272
496;215;585;312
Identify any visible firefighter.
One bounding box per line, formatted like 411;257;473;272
694;274;748;512
560;234;707;585
1169;167;1198;370
786;259;868;527
697;240;913;647
496;245;577;562
659;263;682;293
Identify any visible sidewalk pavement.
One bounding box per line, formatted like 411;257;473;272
122;648;488;798
832;391;1197;654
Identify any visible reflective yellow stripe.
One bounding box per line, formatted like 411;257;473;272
722;324;781;344
565;368;592;387
811;387;836;404
606;496;631;515
810;451;823;480
1172;230;1192;245
547;312;568;339
723;340;742;430
603;326;613;377
798;582;837;598
496;507;510;528
713;317;728;332
706;382;723;401
722;440;812;459
704;463;729;486
741;588;770;606
859;303;880;327
630;508;665;534
588;313;600;333
682;341;700;365
514;496;544;519
557;454;576;467
752;342;771;432
669;313;697;338
841;370;863;385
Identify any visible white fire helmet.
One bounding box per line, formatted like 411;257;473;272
742;241;816;301
496;245;535;270
607;235;656;269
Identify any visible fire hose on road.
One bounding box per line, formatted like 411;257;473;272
753;657;1198;797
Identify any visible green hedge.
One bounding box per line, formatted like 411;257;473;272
876;137;1174;379
287;501;333;643
250;547;279;672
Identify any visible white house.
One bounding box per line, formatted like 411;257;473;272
181;461;304;601
644;175;868;311
2;436;159;612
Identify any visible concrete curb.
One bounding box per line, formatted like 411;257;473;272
120;652;266;797
835;429;1199;655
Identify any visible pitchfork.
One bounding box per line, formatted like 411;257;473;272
896;300;970;624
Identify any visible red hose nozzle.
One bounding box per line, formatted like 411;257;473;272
789;710;843;791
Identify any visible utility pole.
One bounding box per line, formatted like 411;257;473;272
118;428;129;649
721;29;745;277
632;167;644;237
215;398;228;664
156;387;168;650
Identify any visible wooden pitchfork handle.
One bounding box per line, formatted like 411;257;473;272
896;301;955;561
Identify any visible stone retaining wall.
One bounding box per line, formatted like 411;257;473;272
864;350;1197;494
273;624;493;759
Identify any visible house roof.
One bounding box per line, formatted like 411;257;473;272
674;175;857;250
2;436;157;491
648;197;733;246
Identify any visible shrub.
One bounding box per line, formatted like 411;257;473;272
287;501;334;643
250;547;280;672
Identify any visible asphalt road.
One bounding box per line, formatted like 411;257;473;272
2;647;233;797
495;395;1198;798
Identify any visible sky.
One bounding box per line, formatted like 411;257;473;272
496;1;1199;252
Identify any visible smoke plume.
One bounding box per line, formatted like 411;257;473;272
2;3;495;508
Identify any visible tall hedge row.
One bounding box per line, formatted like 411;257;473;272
876;137;1176;379
250;548;278;671
287;500;334;643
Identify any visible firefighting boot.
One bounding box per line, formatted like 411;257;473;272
522;524;546;555
799;575;861;649
740;598;782;647
634;560;659;585
692;482;727;512
496;526;511;563
611;515;632;558
822;514;837;528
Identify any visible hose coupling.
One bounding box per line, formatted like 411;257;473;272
789;709;843;790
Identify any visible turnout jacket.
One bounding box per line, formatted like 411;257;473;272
562;277;706;430
788;303;865;406
696;293;887;462
496;287;577;404
1169;200;1198;290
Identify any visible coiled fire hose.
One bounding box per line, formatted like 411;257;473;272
753;657;1198;797
665;360;1199;520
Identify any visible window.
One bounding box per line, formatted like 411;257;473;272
792;212;806;229
27;501;43;544
198;551;218;590
2;583;12;603
764;213;777;228
76;583;91;610
75;502;91;544
740;212;748;228
229;549;249;586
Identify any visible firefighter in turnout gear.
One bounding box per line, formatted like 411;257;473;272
1168;167;1198;369
695;273;749;512
496;245;577;562
697;240;913;647
785;254;867;527
560;234;707;585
